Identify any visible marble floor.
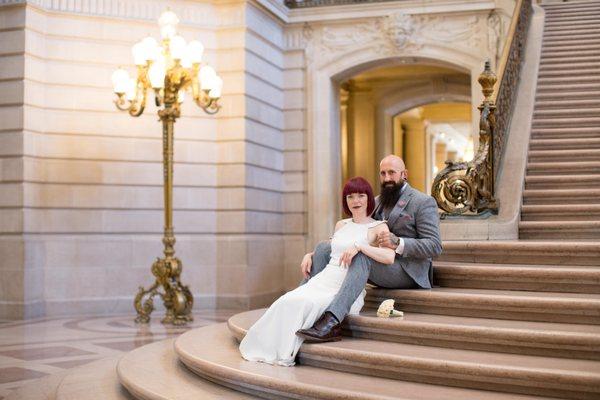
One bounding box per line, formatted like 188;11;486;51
0;310;240;399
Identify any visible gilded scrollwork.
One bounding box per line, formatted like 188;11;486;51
431;0;531;216
432;61;498;215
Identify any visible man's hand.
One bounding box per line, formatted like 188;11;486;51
377;231;398;250
339;246;359;267
300;253;313;279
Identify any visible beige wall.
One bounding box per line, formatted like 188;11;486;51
0;0;288;318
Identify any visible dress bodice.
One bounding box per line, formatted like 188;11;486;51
329;219;384;267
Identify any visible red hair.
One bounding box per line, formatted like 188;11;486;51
342;177;375;216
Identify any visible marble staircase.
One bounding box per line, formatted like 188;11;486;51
520;0;600;240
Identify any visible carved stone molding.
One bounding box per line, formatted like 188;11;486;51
300;11;488;67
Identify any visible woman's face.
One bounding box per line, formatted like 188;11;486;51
346;192;368;216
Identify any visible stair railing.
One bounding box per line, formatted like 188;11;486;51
432;0;533;216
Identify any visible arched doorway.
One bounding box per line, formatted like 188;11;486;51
339;64;472;195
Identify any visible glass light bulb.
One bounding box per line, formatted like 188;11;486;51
187;40;204;64
132;41;146;65
169;35;186;60
208;76;223;99
181;54;192;69
125;78;137;101
141;36;159;61
199;65;217;91
159;10;179;39
148;57;166;89
111;68;130;93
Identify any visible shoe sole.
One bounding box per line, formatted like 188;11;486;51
295;332;342;343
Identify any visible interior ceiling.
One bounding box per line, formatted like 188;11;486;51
350;64;468;83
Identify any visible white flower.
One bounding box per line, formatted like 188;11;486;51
376;299;404;318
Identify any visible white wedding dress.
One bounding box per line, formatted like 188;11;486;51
239;219;383;366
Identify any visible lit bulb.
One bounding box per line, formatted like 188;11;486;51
148;56;166;89
187;40;204;64
159;10;179;39
141;36;160;61
125;78;137;101
199;65;217;91
169;35;186;60
181;54;192;69
209;76;223;99
111;68;130;94
132;41;146;65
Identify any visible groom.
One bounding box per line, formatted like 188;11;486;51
297;154;442;342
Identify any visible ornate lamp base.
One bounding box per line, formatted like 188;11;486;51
134;255;194;326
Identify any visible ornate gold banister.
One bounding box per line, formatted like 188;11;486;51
432;0;532;216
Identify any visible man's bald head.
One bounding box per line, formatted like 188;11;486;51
380;155;405;171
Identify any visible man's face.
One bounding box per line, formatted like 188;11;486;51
379;160;407;188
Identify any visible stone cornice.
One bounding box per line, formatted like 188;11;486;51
286;0;496;23
0;0;218;26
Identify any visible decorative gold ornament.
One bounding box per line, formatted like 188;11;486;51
112;10;222;325
431;61;498;216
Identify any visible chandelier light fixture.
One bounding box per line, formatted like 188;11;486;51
111;10;222;325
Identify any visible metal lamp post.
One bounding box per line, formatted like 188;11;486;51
111;10;222;325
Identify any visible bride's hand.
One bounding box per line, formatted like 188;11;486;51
300;253;313;279
339;245;359;267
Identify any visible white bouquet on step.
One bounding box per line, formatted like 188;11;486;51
376;299;404;318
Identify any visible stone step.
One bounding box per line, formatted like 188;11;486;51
525;174;600;189
433;261;600;294
528;148;600;162
533;107;600;118
230;308;600;364
175;324;553;400
531;116;600;128
531;127;600;139
542;24;600;40
541;49;600;59
116;339;255;400
543;2;600;12
527;160;600;175
536;82;600;92
543;36;600;46
537;75;600;85
521;204;600;221
529;137;600;150
545;13;600;24
439;240;600;266
543;33;600;43
539;62;600;74
542;42;600;52
522;188;600;205
534;98;600;108
365;287;600;324
519;221;600;240
544;24;600;34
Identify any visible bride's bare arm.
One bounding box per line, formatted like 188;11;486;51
359;224;395;264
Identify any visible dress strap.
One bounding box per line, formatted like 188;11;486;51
366;220;387;229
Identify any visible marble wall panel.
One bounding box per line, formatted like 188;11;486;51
0;80;23;105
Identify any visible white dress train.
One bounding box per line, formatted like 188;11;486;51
239;219;383;366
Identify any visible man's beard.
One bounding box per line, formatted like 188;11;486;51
379;181;403;211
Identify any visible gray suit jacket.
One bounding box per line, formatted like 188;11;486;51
373;183;442;288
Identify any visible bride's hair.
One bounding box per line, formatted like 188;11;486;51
342;177;375;216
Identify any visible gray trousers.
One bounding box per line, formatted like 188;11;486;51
301;242;417;322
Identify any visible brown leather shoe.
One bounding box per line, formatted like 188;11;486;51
296;312;343;343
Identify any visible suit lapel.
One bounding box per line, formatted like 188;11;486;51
387;183;414;227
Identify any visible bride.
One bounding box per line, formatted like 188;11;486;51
239;177;396;366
